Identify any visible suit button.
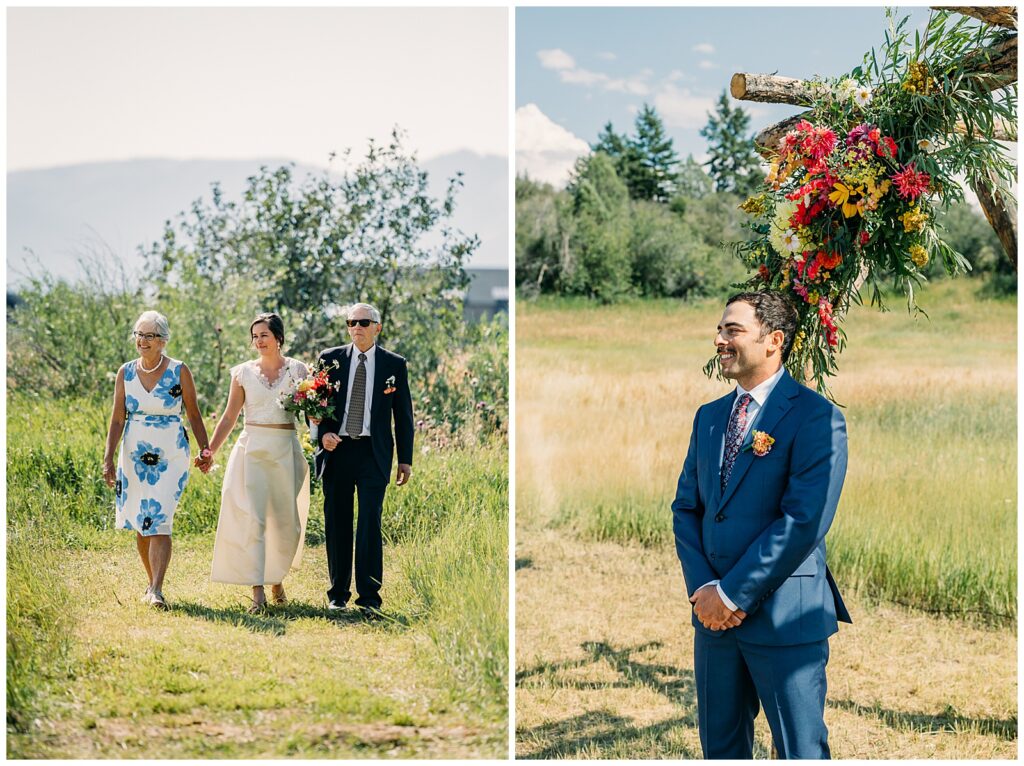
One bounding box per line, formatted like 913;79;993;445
710;553;716;560
715;513;725;522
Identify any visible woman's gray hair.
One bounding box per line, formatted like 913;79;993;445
345;303;381;324
132;310;170;341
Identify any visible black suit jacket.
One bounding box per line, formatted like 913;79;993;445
313;343;415;482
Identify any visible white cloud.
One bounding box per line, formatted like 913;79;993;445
515;103;589;188
560;67;609;87
653;84;716;130
538;48;575;71
698;60;716;70
598;51;617;61
626;104;639;115
693;43;715;55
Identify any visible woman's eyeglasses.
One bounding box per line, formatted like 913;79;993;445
133;332;165;341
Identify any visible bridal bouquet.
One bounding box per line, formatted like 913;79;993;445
279;359;341;421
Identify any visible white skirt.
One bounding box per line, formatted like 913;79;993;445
210;427;310;585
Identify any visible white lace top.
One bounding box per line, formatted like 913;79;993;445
229;357;309;425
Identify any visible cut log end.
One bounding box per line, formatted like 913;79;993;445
730;73;748;100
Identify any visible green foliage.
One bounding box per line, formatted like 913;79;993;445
935;202;1016;295
563;153;633;301
147;130;476;388
592;105;680;203
700;91;765;196
7;257;142;400
8;131;480;409
415;316;509;444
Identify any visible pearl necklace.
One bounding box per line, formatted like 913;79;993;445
138;354;165;374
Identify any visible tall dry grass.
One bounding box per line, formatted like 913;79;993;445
516;281;1016;622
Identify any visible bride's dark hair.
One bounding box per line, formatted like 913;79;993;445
250;312;285;347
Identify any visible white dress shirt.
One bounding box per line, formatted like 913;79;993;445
704;366;786;612
340;343;376;437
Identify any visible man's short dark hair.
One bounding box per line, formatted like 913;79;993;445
726;291;799;362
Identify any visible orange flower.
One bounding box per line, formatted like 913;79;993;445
751;430;775;457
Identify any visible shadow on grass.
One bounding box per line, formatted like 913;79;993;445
172;599;411;636
517;640;732;758
830;698;1018;741
515;557;533;571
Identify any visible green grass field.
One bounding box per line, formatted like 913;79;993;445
519;280;1016;623
7;397;508;758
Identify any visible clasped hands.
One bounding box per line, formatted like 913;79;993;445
194;449;214;474
690;584;747;631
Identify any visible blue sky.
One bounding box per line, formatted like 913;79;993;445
516;6;932;185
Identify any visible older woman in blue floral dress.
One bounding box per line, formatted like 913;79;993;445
102;311;211;609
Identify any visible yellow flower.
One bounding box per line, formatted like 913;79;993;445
900;206;929;233
909;244;929;268
829;182;863;218
740;194;767;216
297;379;315;393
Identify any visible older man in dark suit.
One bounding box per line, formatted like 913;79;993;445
314;302;414;616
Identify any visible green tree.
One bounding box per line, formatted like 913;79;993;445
674;154;714;201
628;104;680;202
700;91;765;196
563;152;632;301
147;130;476;398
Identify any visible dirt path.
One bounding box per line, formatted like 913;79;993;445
515;526;1017;759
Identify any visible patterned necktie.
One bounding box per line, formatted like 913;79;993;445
721;393;753;491
346;353;367;437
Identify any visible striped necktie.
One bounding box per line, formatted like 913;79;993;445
720;393;753;491
346;353;367;437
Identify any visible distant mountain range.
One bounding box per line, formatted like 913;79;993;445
7;151;508;285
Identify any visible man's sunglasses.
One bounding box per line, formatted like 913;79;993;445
346;318;377;327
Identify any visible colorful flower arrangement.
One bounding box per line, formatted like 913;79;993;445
279;359;341;421
720;6;1017;398
729;74;968;395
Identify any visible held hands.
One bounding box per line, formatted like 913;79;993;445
690;584;747;631
194;448;214;474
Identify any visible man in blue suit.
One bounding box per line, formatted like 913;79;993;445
672;291;851;759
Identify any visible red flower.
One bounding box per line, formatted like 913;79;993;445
758;264;771;282
867;128;881;143
891;163;931;200
801;125;837;160
876;136;898;159
859;230;871;246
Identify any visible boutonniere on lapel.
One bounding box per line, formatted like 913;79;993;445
743;430;775;457
382;375;397;395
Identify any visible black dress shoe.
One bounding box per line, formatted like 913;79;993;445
327;600;346;611
359;606;384;621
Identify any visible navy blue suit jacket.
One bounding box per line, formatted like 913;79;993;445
313;343;414;483
672;369;851;646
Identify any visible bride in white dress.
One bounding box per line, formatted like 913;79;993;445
207;313;310;611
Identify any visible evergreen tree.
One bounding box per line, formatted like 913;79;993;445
627;104;680;202
700;91;764;197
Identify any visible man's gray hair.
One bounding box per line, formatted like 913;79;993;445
132;310;170;340
346;303;381;324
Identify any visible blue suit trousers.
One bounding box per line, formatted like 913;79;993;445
694;630;831;759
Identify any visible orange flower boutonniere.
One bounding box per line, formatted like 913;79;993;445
748;430;775;457
382;374;397;395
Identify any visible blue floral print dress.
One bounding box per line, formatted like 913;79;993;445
115;358;191;536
